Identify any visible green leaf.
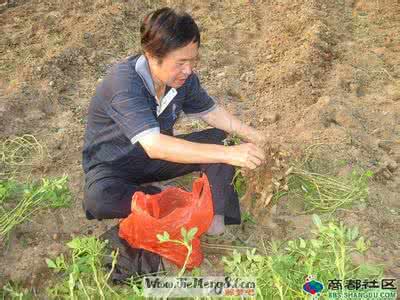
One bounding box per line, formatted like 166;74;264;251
46;258;57;269
156;232;170;243
156;234;165;242
163;231;170;241
364;170;374;178
351;227;359;241
181;227;187;239
356;236;368;252
67;239;80;250
312;214;322;228
187;227;198;241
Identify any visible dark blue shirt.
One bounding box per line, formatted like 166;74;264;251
82;55;216;174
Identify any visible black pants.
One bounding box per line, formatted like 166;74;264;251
83;128;241;225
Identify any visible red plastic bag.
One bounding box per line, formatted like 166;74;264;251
119;175;213;269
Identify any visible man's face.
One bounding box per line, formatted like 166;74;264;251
148;41;199;89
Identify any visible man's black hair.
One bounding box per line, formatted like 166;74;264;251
140;7;200;59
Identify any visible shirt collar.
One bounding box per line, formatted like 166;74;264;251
135;54;157;97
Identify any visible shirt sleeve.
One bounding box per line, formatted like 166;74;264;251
106;89;160;145
182;73;217;117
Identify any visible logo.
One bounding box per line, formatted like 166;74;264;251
303;275;324;299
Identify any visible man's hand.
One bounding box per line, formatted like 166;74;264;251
201;106;269;148
225;143;265;169
247;129;269;147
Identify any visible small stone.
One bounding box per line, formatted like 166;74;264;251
387;160;398;172
52;233;59;240
377;140;392;152
49;81;55;87
265;113;280;124
83;32;93;40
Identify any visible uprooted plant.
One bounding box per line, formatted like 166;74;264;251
234;142;373;220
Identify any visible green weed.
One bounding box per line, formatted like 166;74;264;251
0;281;34;300
157;226;198;278
232;169;247;198
46;236;142;299
46;227;197;299
157;226;198;298
0;176;71;242
241;211;256;225
0;180;19;206
223;215;383;300
223;133;242;146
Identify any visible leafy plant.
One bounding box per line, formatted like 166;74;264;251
157;226;198;277
0;180;20;209
46;254;67;274
0;176;71;242
241;211;256;224
0;281;34;300
223;133;242;146
223;214;383;300
47;236;143;299
232;169;247;198
0;176;71;239
157;227;198;298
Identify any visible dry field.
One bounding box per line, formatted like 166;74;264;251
0;0;399;298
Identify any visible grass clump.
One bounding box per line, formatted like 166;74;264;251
288;168;372;213
223;215;382;300
0;176;71;242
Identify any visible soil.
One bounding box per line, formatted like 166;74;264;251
1;0;399;296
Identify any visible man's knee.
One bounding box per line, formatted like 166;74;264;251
83;182;129;220
203;162;235;179
219;163;235;178
83;189;108;220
